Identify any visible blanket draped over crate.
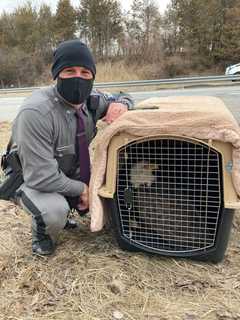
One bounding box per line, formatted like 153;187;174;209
89;96;240;232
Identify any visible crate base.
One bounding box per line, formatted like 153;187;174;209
108;196;234;263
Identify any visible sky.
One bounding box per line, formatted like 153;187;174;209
0;0;170;14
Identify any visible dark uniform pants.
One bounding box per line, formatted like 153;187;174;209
18;184;70;243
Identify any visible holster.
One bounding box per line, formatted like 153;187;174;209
0;151;24;201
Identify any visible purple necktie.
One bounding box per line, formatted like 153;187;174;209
75;108;91;186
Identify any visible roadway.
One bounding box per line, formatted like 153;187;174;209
0;85;240;122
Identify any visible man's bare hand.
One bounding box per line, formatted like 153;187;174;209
103;102;128;124
77;184;89;211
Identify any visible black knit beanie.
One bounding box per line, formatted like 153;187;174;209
51;40;96;80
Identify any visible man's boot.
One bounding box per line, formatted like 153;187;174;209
32;232;55;256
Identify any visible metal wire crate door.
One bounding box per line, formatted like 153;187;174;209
116;138;223;254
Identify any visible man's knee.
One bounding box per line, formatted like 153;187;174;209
19;185;70;236
42;197;69;231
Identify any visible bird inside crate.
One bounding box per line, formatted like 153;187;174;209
92;96;240;263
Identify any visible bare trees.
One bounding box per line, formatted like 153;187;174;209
78;0;123;59
1;0;240;86
124;0;162;62
55;0;77;43
163;0;240;66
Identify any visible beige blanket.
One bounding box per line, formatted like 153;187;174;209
89;96;240;232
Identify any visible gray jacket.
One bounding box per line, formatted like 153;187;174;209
12;86;133;197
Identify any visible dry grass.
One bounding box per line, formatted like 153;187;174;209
39;61;162;86
0;123;240;320
0;61;166;97
95;61;164;83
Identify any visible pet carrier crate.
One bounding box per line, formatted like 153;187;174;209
96;98;240;263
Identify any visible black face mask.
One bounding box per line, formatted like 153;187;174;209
57;77;93;105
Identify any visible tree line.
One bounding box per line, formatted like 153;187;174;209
0;0;240;87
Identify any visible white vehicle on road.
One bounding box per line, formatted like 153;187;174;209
225;63;240;76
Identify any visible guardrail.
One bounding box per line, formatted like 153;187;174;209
0;75;240;94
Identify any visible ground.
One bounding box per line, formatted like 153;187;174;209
0;122;240;320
